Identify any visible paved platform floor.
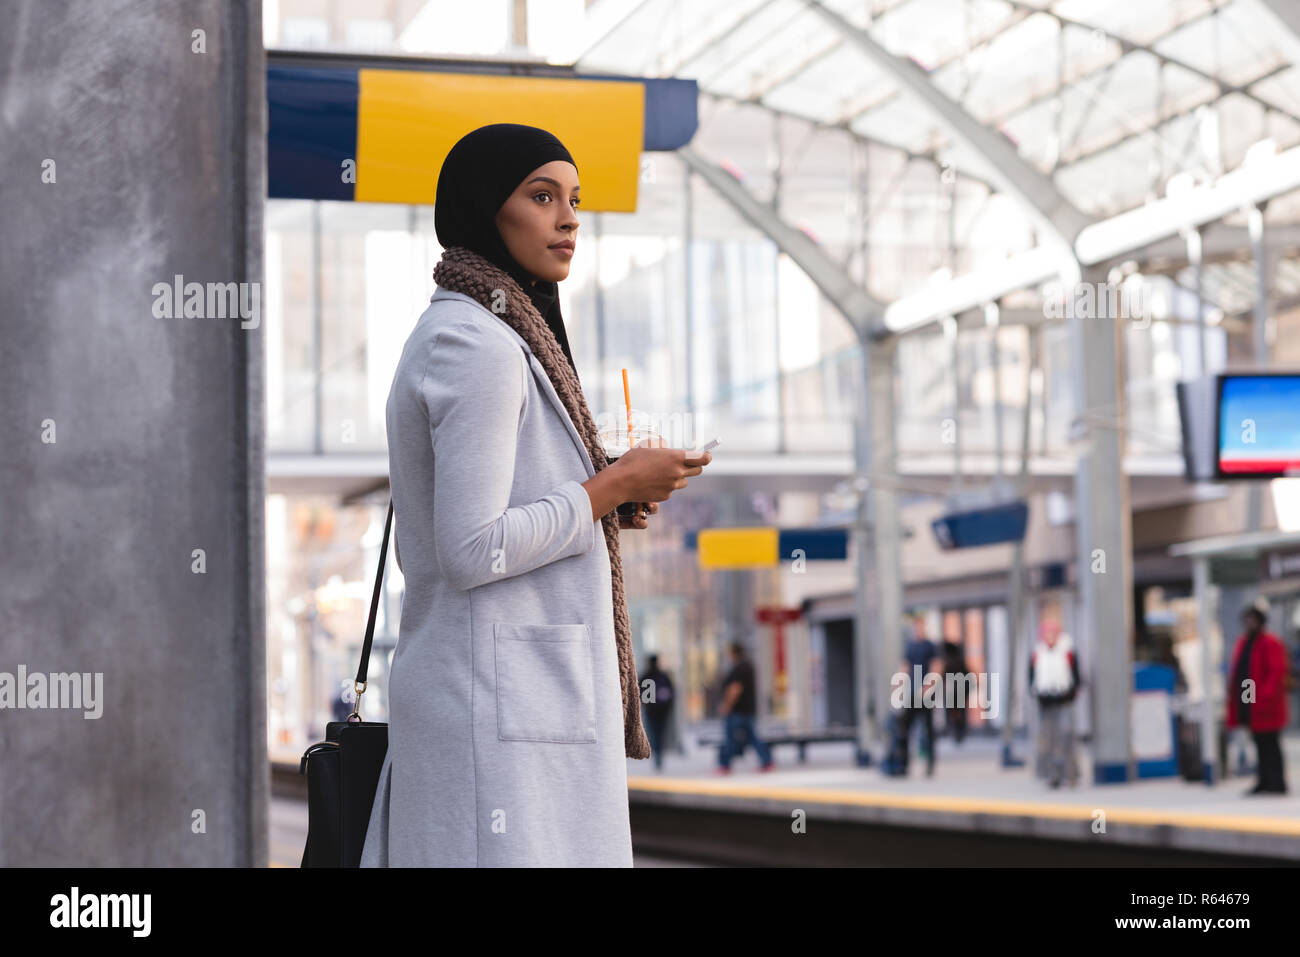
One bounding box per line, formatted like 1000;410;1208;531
268;731;1300;865
627;730;1300;860
269;795;715;867
632;729;1298;807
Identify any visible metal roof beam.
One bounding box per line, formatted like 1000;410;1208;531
570;0;654;65
1073;142;1300;264
1253;1;1300;69
801;0;1094;250
1049;63;1290;174
880;142;1300;334
698;90;1001;195
1138;224;1300;268
677;145;885;337
999;0;1300;130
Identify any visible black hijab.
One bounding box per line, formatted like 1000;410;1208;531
434;123;579;377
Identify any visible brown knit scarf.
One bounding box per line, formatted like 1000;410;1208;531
432;245;652;760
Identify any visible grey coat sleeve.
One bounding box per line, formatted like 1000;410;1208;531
418;318;597;591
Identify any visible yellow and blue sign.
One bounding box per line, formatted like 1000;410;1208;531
267;63;697;209
687;528;849;569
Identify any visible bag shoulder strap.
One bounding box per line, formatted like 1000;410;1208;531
354;499;393;688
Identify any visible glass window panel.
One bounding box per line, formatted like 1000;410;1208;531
777;253;856;453
265;494;394;761
1214;93;1271;171
1059;52;1165;161
947;10;1063;112
1054;0;1215;48
673;0;811;89
762;47;880;124
577;0;746;76
1054;107;1204;215
269;0;516;56
266;200;318;452
1153;2;1286;86
398;0;510;55
572;232;690;437
864;0;1018;69
896;329;953;458
851;95;939;153
771;125;859;258
1249;68;1300;118
701;13;842;100
1125;320;1187;458
691;239;781;450
692;100;778;201
1055;126;1170;216
1041;322;1075;455
961;324;1032;460
317;202;418;453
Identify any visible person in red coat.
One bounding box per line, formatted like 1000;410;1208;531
1224;603;1289;795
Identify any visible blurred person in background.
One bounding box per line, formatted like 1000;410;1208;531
895;614;942;776
1029;617;1080;789
1225;601;1289;795
941;635;969;745
715;641;773;774
1151;632;1188;693
639;654;675;772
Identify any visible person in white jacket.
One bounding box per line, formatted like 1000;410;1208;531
1029;617;1081;788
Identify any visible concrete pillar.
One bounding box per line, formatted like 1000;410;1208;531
853;332;903;763
1194;558;1219;783
1069;266;1134;783
715;489;757;701
1247;204;1274;531
0;1;265;864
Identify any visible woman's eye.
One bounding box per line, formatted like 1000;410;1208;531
533;191;578;208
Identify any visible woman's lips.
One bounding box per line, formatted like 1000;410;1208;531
549;244;575;257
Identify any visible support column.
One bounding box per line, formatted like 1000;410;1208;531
1070;266;1135;783
1246;203;1273;531
999;322;1037;767
0;0;265;864
683;164;696;415
1194;557;1218;783
853;332;903;764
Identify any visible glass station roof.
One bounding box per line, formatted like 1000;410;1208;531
265;0;1300;319
571;0;1300;316
575;0;1300;219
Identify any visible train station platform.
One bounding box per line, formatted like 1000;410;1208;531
627;732;1300;865
267;731;1300;866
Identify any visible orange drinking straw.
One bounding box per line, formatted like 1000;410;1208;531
622;369;633;444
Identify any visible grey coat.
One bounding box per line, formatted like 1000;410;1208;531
359;287;633;867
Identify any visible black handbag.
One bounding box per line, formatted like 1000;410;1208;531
299;500;394;868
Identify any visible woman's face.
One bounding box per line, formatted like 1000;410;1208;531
494;160;580;283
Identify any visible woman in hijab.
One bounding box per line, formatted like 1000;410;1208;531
360;124;711;867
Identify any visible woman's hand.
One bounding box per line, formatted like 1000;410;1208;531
611;440;711;506
618;501;659;530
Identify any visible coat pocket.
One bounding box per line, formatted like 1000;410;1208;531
492;622;598;744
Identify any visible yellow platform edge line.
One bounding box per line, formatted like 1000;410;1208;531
628;777;1300;836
